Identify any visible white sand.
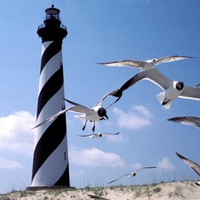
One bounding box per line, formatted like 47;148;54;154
1;181;200;200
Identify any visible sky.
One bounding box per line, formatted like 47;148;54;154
0;0;200;193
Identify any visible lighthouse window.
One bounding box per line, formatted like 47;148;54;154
64;152;67;160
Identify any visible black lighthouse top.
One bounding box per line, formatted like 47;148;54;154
37;5;68;42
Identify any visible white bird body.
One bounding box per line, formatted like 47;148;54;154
74;113;100;121
89;133;102;138
65;99;109;132
128;172;137;178
98;55;193;72
114;68;200;109
157;81;184;109
73;105;103;121
138;59;157;71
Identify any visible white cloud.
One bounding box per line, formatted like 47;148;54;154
158;157;174;170
131;105;152;118
106;133;129;144
0;111;35;156
112;105;152;129
0;157;24;169
69;146;125;168
131;162;143;169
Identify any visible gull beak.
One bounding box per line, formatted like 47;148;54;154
100;118;106;121
105;114;109;120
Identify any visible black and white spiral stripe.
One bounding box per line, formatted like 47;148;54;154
31;40;70;186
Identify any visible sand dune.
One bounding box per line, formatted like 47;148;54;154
1;181;200;200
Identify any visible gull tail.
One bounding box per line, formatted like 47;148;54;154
156;92;171;109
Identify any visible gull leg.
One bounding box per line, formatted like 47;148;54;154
82;120;88;131
92;121;95;132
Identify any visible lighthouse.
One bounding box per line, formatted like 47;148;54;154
28;5;70;189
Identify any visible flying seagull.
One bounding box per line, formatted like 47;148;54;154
168;116;200;129
98;55;193;72
176;152;200;186
112;68;200;109
31;89;121;131
108;166;156;184
77;132;119;138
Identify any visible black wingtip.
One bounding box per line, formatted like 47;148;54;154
196;83;200;87
188;56;198;59
175;152;180;156
195;182;200;186
175;152;185;159
63;98;74;105
168;117;177;122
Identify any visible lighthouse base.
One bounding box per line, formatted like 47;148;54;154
26;186;75;191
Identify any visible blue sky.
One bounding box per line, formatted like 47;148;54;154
0;0;200;193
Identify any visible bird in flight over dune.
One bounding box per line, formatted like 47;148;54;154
108;166;156;184
31;89;121;131
77;132;119;138
98;55;193;72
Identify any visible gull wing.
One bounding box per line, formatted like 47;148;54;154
98;60;146;68
30;108;70;129
95;89;122;109
179;86;200;100
168;116;200;129
77;134;94;137
136;166;157;173
108;174;130;184
64;98;93;114
176;152;200;176
156;55;193;65
118;68;171;93
102;132;120;136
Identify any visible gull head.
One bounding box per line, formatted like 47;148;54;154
175;81;184;91
129;172;136;178
98;107;108;119
146;58;157;63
